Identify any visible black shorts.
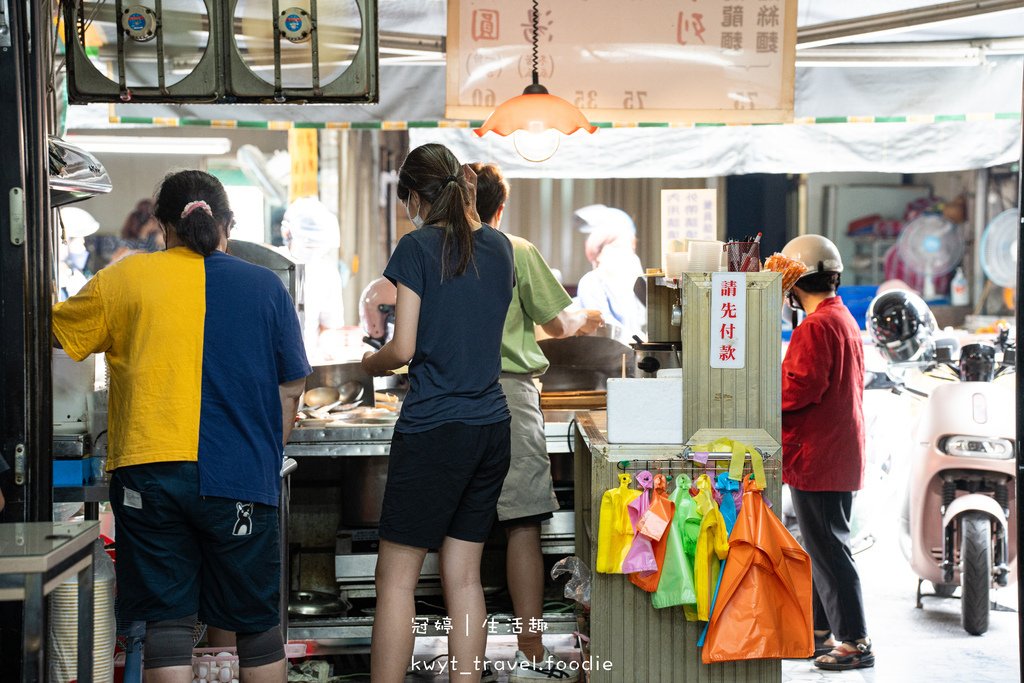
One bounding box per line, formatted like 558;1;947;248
379;419;511;549
110;462;280;633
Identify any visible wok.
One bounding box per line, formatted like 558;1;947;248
537;336;635;392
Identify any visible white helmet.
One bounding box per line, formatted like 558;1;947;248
282;197;341;251
59;207;100;239
781;234;843;274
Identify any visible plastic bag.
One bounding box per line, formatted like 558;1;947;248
651;474;699;610
621;471;658;574
715;472;740;535
692;474;730;621
551;555;592;609
596;473;642;574
702;478;814;662
630;473;675;592
637;473;674;541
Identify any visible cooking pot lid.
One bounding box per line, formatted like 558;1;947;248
288;590;350;617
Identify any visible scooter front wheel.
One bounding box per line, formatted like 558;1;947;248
960;512;992;635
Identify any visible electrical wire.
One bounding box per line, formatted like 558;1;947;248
529;0;539;83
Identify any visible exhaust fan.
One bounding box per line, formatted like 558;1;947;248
63;1;378;104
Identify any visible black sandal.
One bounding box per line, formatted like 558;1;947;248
812;633;836;658
814;641;875;671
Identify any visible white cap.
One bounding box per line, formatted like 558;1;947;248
281;197;341;251
59;207;100;238
574;204;636;235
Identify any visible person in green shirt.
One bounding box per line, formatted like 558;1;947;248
470;162;603;681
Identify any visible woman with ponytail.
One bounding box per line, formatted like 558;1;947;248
362;144;515;682
53;169;310;681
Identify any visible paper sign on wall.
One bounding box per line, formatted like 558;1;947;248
662;189;716;263
710;272;746;369
447;0;797;124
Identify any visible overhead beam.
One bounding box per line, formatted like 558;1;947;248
797;0;1024;49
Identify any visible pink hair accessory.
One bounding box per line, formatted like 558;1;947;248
181;200;213;219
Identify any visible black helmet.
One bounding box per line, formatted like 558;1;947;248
867;289;937;363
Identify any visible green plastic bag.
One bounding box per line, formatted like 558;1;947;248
651;474;699;611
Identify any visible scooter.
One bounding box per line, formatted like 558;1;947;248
889;328;1017;635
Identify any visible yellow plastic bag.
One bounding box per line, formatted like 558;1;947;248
692;474;729;621
596;473;642;574
702;478;813;662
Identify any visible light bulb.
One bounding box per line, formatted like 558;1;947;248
512;125;561;163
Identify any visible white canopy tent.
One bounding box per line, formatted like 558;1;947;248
64;0;1024;177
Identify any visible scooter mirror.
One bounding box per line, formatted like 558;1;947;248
1001;349;1016;366
935;346;953;362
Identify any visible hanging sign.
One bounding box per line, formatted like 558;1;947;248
446;0;797;124
662;188;717;255
710;272;746;369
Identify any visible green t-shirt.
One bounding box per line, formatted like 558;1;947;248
502;235;573;374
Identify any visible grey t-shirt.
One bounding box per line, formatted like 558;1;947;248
384;224;514;433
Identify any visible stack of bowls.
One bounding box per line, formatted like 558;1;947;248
48;575;116;682
687;240;725;272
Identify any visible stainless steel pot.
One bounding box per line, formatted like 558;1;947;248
632;342;681;377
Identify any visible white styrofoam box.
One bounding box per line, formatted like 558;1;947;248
656;368;683;378
606;378;683;444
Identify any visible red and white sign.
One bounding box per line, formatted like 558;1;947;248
710;272;746;369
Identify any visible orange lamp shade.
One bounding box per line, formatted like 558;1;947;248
474;91;597;138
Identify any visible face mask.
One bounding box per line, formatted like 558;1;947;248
405;197;424;229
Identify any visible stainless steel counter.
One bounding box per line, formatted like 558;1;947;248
285;424;394;457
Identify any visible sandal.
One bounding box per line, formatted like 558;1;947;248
812;632;837;658
814;641;875;671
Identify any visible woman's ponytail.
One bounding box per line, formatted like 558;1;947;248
398;144;479;279
153;170;232;257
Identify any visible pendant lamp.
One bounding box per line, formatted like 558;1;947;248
473;0;596;162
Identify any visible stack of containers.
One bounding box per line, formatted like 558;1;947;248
687;240;726;272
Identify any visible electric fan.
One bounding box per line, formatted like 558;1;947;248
896;213;965;300
64;1;378;104
979;208;1019;290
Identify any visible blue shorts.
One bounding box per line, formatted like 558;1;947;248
110;462;280;633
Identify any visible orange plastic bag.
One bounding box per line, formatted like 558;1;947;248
701;478;814;663
630;473;675;592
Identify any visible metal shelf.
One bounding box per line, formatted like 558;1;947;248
53;485;108;503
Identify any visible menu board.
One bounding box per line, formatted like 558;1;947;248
446;0;797;124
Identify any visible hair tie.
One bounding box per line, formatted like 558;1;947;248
181;200;213;219
445;174;459;185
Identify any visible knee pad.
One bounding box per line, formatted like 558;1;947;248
236;626;284;668
143;614;197;669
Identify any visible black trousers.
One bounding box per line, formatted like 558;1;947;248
790;488;868;642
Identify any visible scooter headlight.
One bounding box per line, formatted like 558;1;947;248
940;435;1014;459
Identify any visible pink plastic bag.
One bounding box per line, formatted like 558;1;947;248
622;471;657;575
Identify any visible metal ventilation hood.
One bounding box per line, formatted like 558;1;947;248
48;137;113;207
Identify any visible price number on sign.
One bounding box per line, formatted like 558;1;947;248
731;92;758;110
574;90;598;108
472;89;496;107
622;90;647;109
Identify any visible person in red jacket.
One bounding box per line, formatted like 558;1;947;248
780;234;873;671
